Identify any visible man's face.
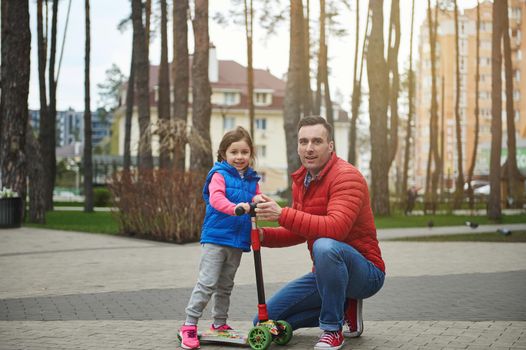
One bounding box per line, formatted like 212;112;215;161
297;124;334;176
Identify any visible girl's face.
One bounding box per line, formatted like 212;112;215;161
224;139;251;171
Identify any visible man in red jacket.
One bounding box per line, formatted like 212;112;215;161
255;116;385;350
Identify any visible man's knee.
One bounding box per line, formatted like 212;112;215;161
312;238;341;260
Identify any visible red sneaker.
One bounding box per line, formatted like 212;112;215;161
179;324;200;349
210;323;233;332
314;330;344;350
344;298;363;338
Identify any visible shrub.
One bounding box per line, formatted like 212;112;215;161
93;187;112;207
108;169;206;243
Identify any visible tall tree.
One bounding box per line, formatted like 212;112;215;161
132;0;153;170
123;46;135;172
244;0;255;138
39;0;59;210
302;0;313;116
424;0;440;213
158;0;171;169
25;124;46;223
367;0;390;215
83;0;93;212
466;0;481;209
348;1;369;165
172;0;189;172
313;0;325;116
283;0;305;196
452;0;464;209
502;0;524;207
387;0;400;167
488;0;505;220
190;0;213;172
0;0;30;209
401;0;415;202
36;0;48;154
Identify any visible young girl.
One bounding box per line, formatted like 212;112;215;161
179;126;262;350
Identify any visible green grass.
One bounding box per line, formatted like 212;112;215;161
388;231;526;242
25;210;526;236
374;213;526;229
25;210;120;235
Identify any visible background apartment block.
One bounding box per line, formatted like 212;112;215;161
415;0;526;190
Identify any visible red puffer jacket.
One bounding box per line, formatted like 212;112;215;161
262;153;385;273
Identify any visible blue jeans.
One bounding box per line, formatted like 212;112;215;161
254;238;385;331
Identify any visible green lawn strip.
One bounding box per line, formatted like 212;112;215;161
25;210;120;235
374;213;526;228
387;231;526;242
24;210;526;236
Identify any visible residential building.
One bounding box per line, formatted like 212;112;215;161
112;47;349;194
414;1;526;190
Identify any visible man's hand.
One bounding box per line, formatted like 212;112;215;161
252;194;266;204
255;194;282;221
234;202;250;215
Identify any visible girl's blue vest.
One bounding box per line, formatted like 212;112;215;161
201;161;260;252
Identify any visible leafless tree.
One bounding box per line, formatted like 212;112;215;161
158;0;171;169
84;0;93;212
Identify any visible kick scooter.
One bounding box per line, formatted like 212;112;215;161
178;203;293;350
235;203;293;350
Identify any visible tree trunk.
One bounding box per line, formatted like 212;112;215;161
25;124;46;223
322;43;333;128
190;0;213;173
244;0;255;139
172;0;189;172
467;0;481;210
452;0;464;209
39;0;59;210
402;0;415;203
425;0;440;213
123;49;135;172
158;0;171;169
37;0;48;148
502;0;524;208
283;0;305;198
349;5;369;165
132;0;153;170
314;0;325;116
0;0;30;216
387;0;400;167
488;0;505;220
302;0;312;116
83;0;93;212
367;0;390;215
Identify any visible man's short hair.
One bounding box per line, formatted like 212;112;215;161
297;116;333;142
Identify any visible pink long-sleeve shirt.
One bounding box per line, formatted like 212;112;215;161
208;172;262;215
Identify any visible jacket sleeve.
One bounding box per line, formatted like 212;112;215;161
278;170;366;241
261;226;306;248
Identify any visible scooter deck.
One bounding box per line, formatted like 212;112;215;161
199;329;248;345
178;330;248;346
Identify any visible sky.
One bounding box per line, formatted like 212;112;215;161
27;0;479;112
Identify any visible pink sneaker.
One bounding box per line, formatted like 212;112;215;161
344;298;363;338
314;330;344;350
210;323;233;332
179;325;200;349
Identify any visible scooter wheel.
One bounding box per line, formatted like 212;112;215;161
248;325;272;350
273;320;293;345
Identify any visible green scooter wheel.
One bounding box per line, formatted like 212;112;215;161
248;325;272;350
273;320;293;345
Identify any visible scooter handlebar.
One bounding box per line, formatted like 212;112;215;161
235;203;257;216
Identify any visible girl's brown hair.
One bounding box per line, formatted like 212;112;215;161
217;126;255;164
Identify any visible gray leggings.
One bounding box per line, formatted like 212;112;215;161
185;243;243;325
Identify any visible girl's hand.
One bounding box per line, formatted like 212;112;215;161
234;202;251;215
252;194;266;203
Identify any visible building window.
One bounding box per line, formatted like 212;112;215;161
256;145;267;158
224;92;238;105
223;117;235;131
255;92;272;106
255;118;267;130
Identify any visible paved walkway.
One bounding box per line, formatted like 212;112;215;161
0;225;525;349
